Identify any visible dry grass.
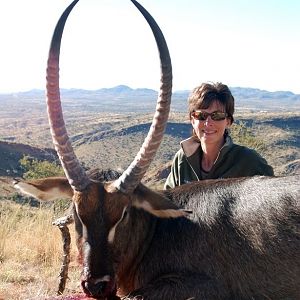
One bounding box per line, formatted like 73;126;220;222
0;201;81;300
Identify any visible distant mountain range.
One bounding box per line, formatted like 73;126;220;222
1;85;299;112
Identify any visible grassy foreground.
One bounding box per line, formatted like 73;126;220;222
0;200;81;300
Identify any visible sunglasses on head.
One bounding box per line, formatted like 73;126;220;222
192;110;228;121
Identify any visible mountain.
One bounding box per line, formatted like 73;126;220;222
1;85;299;112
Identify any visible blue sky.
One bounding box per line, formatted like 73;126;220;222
1;0;299;94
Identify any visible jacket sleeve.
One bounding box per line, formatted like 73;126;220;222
164;152;180;190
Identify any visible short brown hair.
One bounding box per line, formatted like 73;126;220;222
188;82;234;123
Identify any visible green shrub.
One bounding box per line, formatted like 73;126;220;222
19;156;64;179
230;122;266;154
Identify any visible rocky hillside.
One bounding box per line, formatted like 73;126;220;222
0;141;57;177
0;85;299;194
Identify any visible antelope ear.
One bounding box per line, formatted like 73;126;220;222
133;200;192;218
13;177;73;201
132;184;192;218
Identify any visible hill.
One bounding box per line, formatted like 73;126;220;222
0;141;57;177
0;85;299;191
1;85;300;114
0;112;299;183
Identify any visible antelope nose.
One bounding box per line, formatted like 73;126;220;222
82;280;108;298
81;276;117;299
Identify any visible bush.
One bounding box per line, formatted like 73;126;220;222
19;156;64;179
230;122;266;154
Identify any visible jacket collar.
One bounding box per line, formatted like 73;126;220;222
180;135;233;158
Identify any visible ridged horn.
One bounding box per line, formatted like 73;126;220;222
113;0;172;193
46;0;90;191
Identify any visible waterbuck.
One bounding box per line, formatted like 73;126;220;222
14;0;300;299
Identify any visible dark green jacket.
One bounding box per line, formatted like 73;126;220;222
164;135;274;189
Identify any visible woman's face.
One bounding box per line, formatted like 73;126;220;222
191;100;231;147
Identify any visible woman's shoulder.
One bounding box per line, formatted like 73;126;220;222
226;143;274;176
231;143;262;158
230;143;272;167
222;136;262;160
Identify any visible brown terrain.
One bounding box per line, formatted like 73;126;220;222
0;108;299;192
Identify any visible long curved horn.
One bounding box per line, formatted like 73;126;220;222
46;0;90;191
113;0;172;193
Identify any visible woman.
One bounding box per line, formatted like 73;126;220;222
164;82;274;189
